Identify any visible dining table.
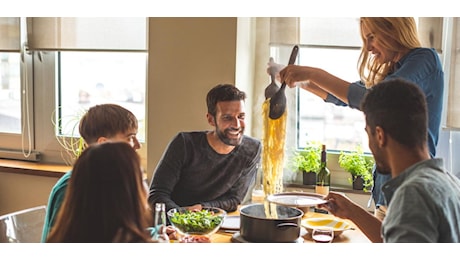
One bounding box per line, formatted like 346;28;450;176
211;205;371;243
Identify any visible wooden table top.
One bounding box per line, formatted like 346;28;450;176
210;207;371;243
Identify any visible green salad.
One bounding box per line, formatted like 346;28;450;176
169;208;224;234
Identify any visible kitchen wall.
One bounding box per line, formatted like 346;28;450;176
0;172;59;215
146;18;252;181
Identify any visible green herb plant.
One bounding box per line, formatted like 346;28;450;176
169;208;224;234
51;107;87;165
338;146;374;191
289;141;322;174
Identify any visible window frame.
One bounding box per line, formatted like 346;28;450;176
0;17;38;160
0;17;148;165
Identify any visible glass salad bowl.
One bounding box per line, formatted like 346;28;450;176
167;207;227;240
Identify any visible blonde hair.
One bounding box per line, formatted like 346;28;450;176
358;17;422;87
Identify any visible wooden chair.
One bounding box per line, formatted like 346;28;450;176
0;205;46;243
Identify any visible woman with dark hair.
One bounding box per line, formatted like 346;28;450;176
42;104;142;242
47;142;153;242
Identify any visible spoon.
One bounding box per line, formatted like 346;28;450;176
264;57;280;100
268;45;299;120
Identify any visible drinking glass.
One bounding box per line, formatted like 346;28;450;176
312;228;334;243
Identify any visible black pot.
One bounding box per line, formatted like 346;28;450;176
239;203;304;242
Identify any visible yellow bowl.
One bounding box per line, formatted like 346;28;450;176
301;217;353;236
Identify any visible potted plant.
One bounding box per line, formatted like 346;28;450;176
338;146;374;191
52;107;86;165
289;141;321;185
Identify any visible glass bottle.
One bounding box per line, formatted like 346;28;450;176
153;203;169;243
251;163;265;203
315;144;330;196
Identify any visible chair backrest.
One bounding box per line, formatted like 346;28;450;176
0;205;46;243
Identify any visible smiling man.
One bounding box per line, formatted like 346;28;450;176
148;84;262;214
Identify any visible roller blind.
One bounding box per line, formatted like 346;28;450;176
0;18;20;51
299;17;361;47
270;17;299;45
446;17;460;129
26;17;147;51
270;17;362;47
418;17;443;53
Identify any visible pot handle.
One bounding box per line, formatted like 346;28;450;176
276;223;299;229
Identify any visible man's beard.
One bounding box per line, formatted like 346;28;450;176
375;161;391;175
216;126;244;146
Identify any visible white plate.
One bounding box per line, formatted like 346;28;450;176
220;215;240;230
266;192;327;207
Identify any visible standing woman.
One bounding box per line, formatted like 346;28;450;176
278;17;444;217
47;142;154;242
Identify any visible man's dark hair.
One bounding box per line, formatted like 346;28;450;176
361;78;428;149
206;84;246;116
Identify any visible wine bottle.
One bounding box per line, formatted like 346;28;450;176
315;144;330;196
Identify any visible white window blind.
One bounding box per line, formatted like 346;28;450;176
26;17;147;51
446;17;460;129
299;17;361;47
270;17;299;45
0;18;20;51
418;17;443;53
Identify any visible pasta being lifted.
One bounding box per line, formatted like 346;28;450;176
261;98;286;196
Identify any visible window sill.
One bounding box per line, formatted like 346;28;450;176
285;183;371;195
0;159;70;178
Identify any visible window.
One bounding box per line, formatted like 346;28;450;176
0;17;147;164
0;18;34;157
0;18;21;135
0;52;21;134
269;17;369;154
58;51;147;141
296;47;366;153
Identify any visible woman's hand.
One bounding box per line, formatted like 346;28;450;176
279;65;313;88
